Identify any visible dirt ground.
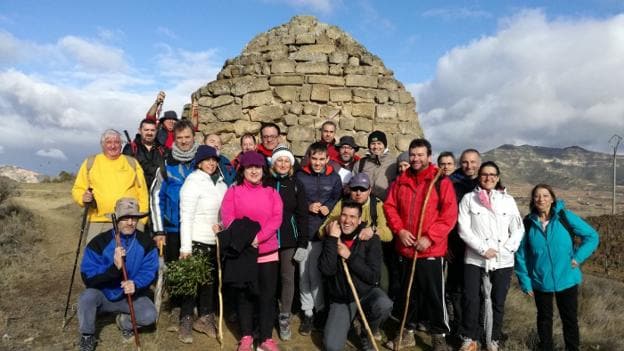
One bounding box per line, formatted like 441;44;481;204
1;181;622;350
0;182;424;351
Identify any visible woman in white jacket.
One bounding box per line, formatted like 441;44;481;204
178;145;228;343
457;161;524;351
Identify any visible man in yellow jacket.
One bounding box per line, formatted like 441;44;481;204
72;129;149;242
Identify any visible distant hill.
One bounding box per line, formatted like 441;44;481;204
0;165;44;183
482;144;624;189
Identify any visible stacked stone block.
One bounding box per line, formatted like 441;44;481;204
189;15;422;158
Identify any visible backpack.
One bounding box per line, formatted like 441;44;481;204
369;195;380;228
523;210;577;246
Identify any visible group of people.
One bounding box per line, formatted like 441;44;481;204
71;92;599;351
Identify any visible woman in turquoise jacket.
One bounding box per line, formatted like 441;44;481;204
515;184;599;351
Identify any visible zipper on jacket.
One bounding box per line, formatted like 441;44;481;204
276;178;282;247
540;218;558;291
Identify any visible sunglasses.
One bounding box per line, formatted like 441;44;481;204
350;187;369;193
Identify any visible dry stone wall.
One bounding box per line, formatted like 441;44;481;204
190;15;423;158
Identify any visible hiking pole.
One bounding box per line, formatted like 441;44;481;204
215;234;224;348
341;258;379;351
154;240;166;322
124;130;132;147
112;214;142;350
62;201;91;329
396;168;444;351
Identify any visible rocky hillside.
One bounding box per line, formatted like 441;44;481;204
0;165;43;183
482;144;624;190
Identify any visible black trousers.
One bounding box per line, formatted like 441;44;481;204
398;256;449;335
461;265;512;342
164;232;181;263
534;285;579;351
236;261;279;341
181;243;218;318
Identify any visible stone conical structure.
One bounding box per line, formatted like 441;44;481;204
190;15;422;157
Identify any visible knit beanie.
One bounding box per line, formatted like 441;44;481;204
271;144;295;165
397;151;409;164
368;130;387;148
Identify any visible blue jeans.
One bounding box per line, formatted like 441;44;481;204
323;287;393;351
78;288;157;334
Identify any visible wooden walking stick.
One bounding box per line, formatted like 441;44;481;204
112;214;142;350
341;258;380;351
215;233;224;348
396;168;444;351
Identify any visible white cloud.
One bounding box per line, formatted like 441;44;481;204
414;10;624;154
36;148;67;160
0;29;222;174
58;36;128;72
422;7;492;20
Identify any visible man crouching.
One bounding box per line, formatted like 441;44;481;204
77;198;158;351
319;201;393;351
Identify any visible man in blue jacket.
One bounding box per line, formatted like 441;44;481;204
295;141;342;335
78;197;158;351
150;119;198;262
149;119;198;341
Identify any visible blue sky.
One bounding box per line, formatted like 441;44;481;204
1;0;623;175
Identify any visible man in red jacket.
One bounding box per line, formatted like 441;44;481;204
383;138;458;351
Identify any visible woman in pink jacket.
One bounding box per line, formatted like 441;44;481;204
220;151;283;351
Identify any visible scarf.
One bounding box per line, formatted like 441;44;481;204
172;142;199;162
478;189;493;211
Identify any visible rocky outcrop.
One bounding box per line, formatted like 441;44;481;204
190;15;422;158
0;165;43;183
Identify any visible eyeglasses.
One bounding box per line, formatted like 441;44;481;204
479;173;499;178
340;145;354;150
262;135;278;140
350;187;369;193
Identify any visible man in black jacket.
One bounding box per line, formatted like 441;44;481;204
319;201;393;351
122;118;168;188
446;148;481;336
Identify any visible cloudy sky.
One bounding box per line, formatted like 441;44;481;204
1;1;623;175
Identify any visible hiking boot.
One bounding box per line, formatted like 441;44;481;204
416;321;429;332
459;338;478;351
237;335;254;351
257;338;279;351
115;314;134;343
431;334;449;351
278;313;291;341
193;313;217;338
178;315;193;344
298;314;313;336
360;334;376;351
487;340;500;351
385;328;415;349
79;334;97;351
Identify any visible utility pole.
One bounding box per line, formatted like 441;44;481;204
608;134;622;215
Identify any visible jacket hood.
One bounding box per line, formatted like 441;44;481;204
301;163;335;176
395;164;439;190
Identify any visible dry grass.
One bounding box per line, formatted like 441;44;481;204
504;275;624;351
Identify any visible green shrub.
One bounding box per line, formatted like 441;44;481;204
165;250;215;297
